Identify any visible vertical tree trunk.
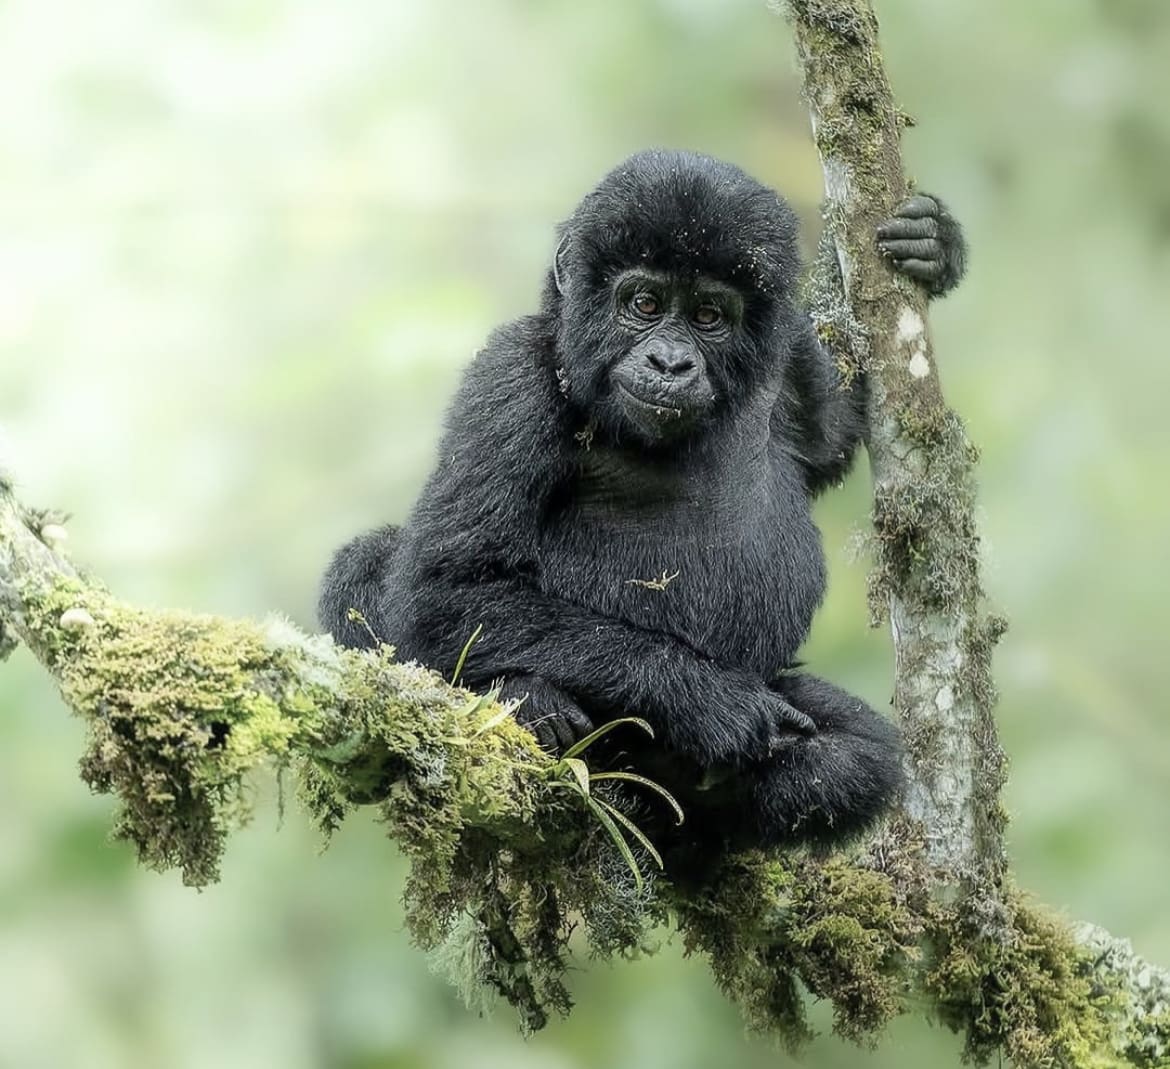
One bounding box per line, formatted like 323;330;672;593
785;0;1006;885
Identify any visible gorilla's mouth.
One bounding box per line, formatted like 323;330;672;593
615;383;686;422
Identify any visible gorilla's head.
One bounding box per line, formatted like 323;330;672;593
546;150;802;447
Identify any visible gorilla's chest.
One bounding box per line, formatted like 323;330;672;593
537;444;825;676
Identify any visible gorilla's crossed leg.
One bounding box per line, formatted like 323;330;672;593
653;674;902;854
746;674;903;848
503;669;902;858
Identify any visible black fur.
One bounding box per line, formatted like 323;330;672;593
319;150;966;852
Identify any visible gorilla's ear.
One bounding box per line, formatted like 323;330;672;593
552;234;571;296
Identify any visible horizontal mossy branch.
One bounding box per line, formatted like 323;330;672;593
2;469;1168;1063
0;469;627;1033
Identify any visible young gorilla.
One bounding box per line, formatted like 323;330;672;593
320;150;966;852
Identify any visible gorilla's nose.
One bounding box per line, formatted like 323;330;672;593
645;340;698;378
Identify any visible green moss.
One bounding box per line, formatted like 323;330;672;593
293;657;597;1033
868;451;981;621
677;847;1143;1066
25;582;310;886
787;0;874;50
963;616;1010;853
1131;1012;1170;1068
786;856;922;1042
897;402;963;450
24;578;662;1031
676;852;921;1050
1077;925;1170;1067
675;855;814;1052
927;888;1120;1067
228;693;299;761
0;618;16;662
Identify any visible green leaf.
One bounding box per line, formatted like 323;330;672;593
468;688;511;738
562;716;654;759
593;797;664;870
450;623;484;686
456;691;494;718
471;706;514;738
585;797;644;894
561;757;592;797
590;771;685;825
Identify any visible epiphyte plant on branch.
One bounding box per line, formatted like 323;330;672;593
0;1;1168;1065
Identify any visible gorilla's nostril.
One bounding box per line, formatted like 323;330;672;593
647;348;698;376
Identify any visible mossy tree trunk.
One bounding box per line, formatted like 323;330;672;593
787;0;1005;886
777;2;1169;1064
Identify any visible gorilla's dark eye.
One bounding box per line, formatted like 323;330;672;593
631;292;661;317
693;304;722;328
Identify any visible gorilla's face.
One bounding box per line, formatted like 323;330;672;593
602;267;739;444
547;150;803;451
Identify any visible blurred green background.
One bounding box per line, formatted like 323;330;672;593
1;1;1168;1066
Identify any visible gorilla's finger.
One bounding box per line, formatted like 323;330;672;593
550;713;577;753
894;257;943;281
562;704;595;743
531;719;557;752
774;697;817;737
892;194;939;219
876;215;937;241
879;238;941;261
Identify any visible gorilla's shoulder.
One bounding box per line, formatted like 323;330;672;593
439;313;566;452
456;314;559;407
482;313;555;355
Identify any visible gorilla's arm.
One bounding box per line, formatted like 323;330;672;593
406;573;813;765
782;192;967;494
386;320;815;764
778;317;867;496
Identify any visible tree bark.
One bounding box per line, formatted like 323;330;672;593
787;0;1005;885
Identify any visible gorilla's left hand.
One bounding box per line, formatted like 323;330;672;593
876;193;967;298
498;673;595;753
